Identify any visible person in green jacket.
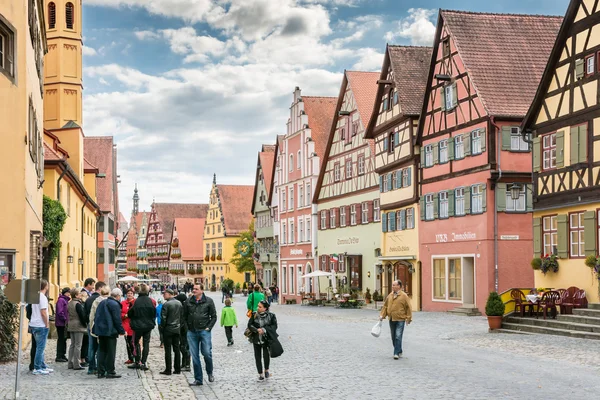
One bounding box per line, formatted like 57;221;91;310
220;298;238;346
247;284;265;314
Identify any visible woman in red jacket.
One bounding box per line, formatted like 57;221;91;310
121;289;136;364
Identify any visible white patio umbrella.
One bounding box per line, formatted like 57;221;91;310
118;276;139;282
301;270;334;299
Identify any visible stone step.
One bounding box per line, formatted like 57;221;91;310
589;303;600;310
447;307;482;317
573;308;600;317
558;314;600;326
505;317;600;333
501;322;600;340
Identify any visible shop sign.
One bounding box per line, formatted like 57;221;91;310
500;235;519;240
289;249;303;255
435;232;476;243
337;237;359;245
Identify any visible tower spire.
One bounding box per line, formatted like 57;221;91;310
132;183;139;215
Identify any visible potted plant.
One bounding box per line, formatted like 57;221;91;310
210;285;217;292
211;254;215;261
364;288;372;304
585;255;600;296
235;282;241;294
204;255;210;262
530;257;542;270
216;254;222;261
485;291;505;330
540;254;559;275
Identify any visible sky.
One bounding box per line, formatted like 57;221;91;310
80;0;570;222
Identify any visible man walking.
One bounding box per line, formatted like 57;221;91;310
30;280;53;375
127;284;156;370
379;280;412;359
93;288;126;379
183;284;216;386
54;287;70;362
160;289;182;375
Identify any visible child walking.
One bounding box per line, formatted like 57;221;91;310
221;298;238;346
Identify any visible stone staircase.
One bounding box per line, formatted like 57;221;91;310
448;306;482;317
501;303;600;340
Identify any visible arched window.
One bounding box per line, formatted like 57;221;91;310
66;2;74;29
48;2;56;29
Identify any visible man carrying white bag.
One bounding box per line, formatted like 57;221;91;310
376;280;412;359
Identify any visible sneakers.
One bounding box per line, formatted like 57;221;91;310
127;363;140;369
124;359;134;365
258;374;265;381
190;380;203;386
32;369;49;375
265;371;270;378
182;365;191;372
106;374;122;379
208;374;214;382
43;368;54;373
55;358;68;362
393;355;399;360
140;364;149;371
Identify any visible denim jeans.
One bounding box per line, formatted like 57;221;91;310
87;331;99;371
389;320;406;356
187;330;213;382
30;327;49;371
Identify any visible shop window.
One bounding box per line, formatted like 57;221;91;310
433;259;445;299
448;259;462;300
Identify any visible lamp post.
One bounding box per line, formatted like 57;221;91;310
509;183;523;201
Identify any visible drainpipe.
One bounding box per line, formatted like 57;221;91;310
490;117;501;293
80;198;89;282
56;165;68;288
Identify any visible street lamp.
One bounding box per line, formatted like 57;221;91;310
78;258;84;265
508;184;523;201
67;255;73;263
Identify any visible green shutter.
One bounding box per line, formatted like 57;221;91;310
407;167;412;186
440;88;446;111
570;126;579;165
383;137;388;152
584;211;597;256
448;137;455;160
394;132;400;147
480;128;486;152
496;183;506;212
396;170;403;188
420;149;425;167
420;198;425;221
575;58;584;80
379;176;383;192
464;133;471;156
533;217;542;256
387;173;393;191
481;184;487;212
501;126;512;151
433;193;439;219
464;186;471;214
400;209;406;230
448;190;455;217
556;130;565;168
557;214;568;258
451;82;458;108
532;137;541;172
389;212;396;231
579;124;588;163
433;143;439;165
526;184;533;212
382;213;387;232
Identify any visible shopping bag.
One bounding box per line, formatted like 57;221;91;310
269;338;284;358
371;320;382;338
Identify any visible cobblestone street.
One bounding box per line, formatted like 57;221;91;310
1;292;599;399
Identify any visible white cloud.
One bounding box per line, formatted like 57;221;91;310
82;45;98;56
134;30;160;40
385;8;436;46
351;48;384;71
160;27;226;63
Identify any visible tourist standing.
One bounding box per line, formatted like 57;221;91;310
176;293;191;371
93;288;125;379
247;284;265;313
85;281;106;375
160;289;182;375
30;280;52;375
128;284;156;370
220;298;238;346
54;287;70;362
183;284;216;386
88;285;110;371
156;298;164;348
67;288;87;371
247;300;278;381
379;280;412;359
81;278;95;363
121;288;136;364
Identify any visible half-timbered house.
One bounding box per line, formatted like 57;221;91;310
276;88;336;304
364;46;431;310
314;71;379;297
416;10;562;313
522;0;600;302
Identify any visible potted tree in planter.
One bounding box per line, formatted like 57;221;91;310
485;291;505;330
235;282;242;294
364;288;372;304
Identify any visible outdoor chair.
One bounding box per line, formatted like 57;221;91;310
536;291;560;320
511;289;533;317
573;290;588;309
557;289;573;315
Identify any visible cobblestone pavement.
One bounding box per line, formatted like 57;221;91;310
1;292;599;399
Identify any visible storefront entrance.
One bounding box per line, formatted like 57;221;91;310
386;261;413;296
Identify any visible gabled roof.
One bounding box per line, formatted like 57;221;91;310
437;10;562;118
174;218;205;260
303;96;337;158
62;120;81;129
251;144;276;215
84;158;99;173
267;135;285;206
217;185;254;236
84;136;115;213
314;70;379;203
154;203;209;243
522;1;579;130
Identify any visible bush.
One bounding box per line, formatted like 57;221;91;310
485;292;505;316
530;257;542;270
0;287;19;362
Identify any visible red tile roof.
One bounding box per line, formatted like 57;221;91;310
303;96;337;158
441;10;562;118
174;218;205;260
217;185;254;236
43;142;63;161
84;136;115;213
84;158;99;173
259;148;275;198
154;203;209;243
127;211;147;251
345;71;379;128
388;46;432;116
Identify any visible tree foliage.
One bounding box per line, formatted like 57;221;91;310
43;195;67;266
0;287;19;362
231;220;255;275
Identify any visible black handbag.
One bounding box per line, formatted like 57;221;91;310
269;338;284;358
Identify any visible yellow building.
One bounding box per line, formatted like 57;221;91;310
522;0;600;303
41;0;101;299
0;0;46;284
203;176;254;288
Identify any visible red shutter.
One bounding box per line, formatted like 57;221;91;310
325;255;330;272
336;207;340;227
357;203;363;224
332;255;337;272
325;210;330;229
365;201;372;223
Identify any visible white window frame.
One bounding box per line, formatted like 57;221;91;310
306;216;311;242
542;133;557;170
407;208;414;229
569;212;585;258
587;55;595;75
340;207;347;227
320;211;327;230
471;185;483;214
350;204;357;226
455;187;465;216
299;185;303;208
306;183;311;207
471;130;482;155
289;154;294;172
424;144;433;167
402;168;409;187
425;194;434;220
290;187;294;210
290;220;295;244
506;185;526;212
345;159;352;179
444;85;454;109
330;209;336;228
439;139;448;163
383;174;389;193
439;191;448;219
334;163;341;182
361;202;368;224
510;127;529;151
299;218;304;243
282;222;287;244
297;150;301;169
373;200;380;222
358;155;365;175
455;135;464;159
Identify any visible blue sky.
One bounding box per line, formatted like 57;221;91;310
79;0;570;221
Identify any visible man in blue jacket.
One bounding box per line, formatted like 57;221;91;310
93;288;126;379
